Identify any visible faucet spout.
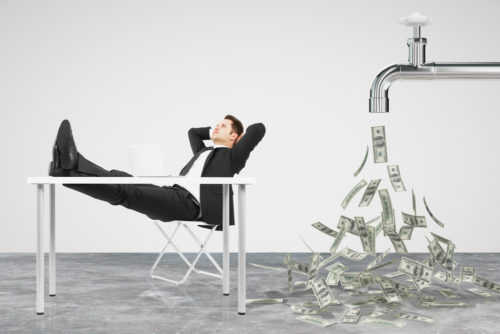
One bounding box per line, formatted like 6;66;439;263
369;62;500;113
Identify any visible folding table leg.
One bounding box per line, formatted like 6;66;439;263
238;184;246;315
222;184;230;295
36;184;44;315
49;184;56;297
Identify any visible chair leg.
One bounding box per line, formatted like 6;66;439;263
149;221;223;285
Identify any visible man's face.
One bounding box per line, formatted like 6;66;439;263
211;119;237;145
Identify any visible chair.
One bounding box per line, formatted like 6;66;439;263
149;220;225;285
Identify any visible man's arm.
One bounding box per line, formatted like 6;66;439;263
231;123;266;173
188;127;211;154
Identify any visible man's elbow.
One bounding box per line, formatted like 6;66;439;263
249;123;266;138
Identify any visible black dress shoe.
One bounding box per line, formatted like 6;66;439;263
48;161;70;177
54;119;78;170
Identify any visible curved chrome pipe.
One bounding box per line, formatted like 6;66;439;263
370;62;500;113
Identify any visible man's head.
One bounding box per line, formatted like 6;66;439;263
211;115;244;148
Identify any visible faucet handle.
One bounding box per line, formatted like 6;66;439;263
399;12;434;27
399;12;433;38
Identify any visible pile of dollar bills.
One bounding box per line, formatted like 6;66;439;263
248;125;500;328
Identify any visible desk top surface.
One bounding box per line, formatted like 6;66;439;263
27;176;256;185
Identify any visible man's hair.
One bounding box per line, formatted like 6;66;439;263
224;115;244;137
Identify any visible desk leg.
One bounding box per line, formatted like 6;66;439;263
237;184;246;315
49;184;56;297
222;184;230;295
36;184;44;314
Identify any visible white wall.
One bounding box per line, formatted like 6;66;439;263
1;0;499;252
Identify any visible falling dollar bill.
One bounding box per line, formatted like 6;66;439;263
474;276;500;294
439;289;460;299
355;217;373;253
338;215;359;236
341;309;361;323
363;318;406;328
341;247;370;261
384;271;405;278
359;179;381;207
341;179;368;209
354;145;369;177
461;266;476;283
399;225;414;240
387;165;407;192
325;262;348;273
384;227;408;254
412;189;416;214
366;214;382;225
311;222;338;238
330;223;347;255
418;295;436;307
401;212;427;227
412;277;431;291
466;288;493;298
311;278;341;308
398;257;433;283
340;272;360;286
246;298;287;304
393;312;434;323
371;126;388;163
285;254;293;292
367;248;391;270
423;196;445;228
377;276;402;303
378;190;395;234
306;254;321;289
296;315;336;327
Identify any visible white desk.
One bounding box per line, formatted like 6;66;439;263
26;176;255;315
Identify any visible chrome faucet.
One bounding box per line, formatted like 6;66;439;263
369;12;500;113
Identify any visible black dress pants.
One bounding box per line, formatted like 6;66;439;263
63;153;201;222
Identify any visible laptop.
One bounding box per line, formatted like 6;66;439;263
128;144;168;177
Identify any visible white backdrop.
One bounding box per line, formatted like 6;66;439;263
1;0;499;252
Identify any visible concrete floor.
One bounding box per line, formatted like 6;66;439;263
1;253;499;333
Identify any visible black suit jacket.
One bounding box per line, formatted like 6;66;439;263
179;123;266;227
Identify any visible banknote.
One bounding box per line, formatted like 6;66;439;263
338;215;359;236
311;222;338;238
296;315;336;327
289;303;324;315
428;301;467;307
355;217;373;253
474;276;500;294
306;253;321;289
341;179;368;209
349;290;383;296
285;259;309;274
412;277;431;291
412;189;416;215
399;225;414;240
365;259;398;273
439;288;460;299
285;254;293;292
326;271;341;286
341;309;361;323
371;126;388;163
354;145;369;177
358;273;376;287
246;298;287;304
341;247;370;261
387;165;407;192
461;266;476;283
466;288;493;298
318;252;342;269
367;248;391;270
393;312;434;323
367;225;376;255
401;212;427;227
398;257;433;283
359;179;381;207
311;278;341;308
384;227;408;254
330;223;347;255
363;318;406;328
377;276;402;303
325;262;347;286
423;196;445;228
418;295;436;307
325;262;347;273
384;271;405;278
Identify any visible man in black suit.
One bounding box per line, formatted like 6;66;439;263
49;116;266;227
